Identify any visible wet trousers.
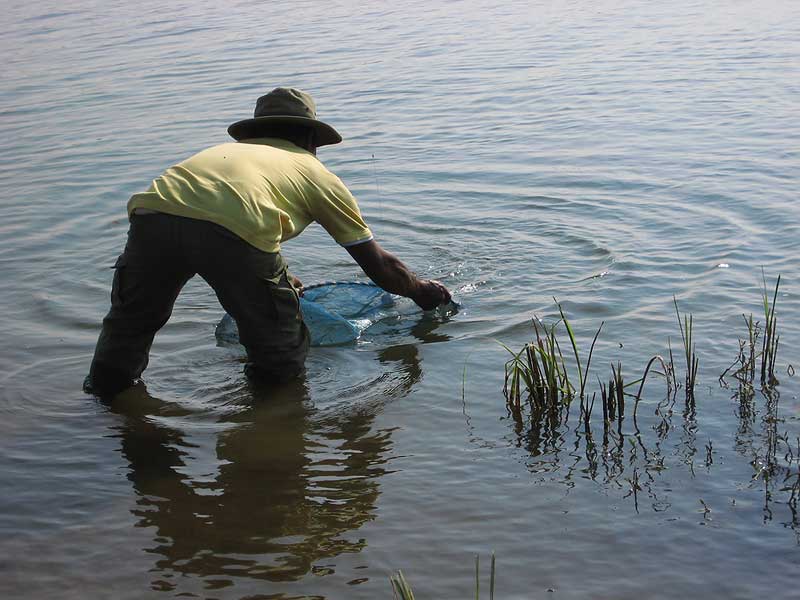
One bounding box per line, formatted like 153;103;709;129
86;213;310;396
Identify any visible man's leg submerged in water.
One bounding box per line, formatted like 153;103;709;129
86;215;194;397
86;214;309;396
197;225;310;383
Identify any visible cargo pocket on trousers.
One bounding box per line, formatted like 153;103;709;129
110;255;127;307
261;271;302;330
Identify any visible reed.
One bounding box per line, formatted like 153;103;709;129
718;272;782;390
745;313;758;383
506;302;687;424
489;552;496;600
549;327;573;401
557;300;603;400
475;555;479;600
581;391;597;431
503;301;603;415
719;313;760;389
390;570;415;600
667;338;678;392
599;377;609;426
501;279;789;437
612;362;625;420
760;271;781;386
390;554;496;600
673;296;699;402
634;355;673;414
502;316;573;411
502;344;527;412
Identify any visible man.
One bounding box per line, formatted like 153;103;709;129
85;87;451;397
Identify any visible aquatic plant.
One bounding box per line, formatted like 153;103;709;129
633;354;674;414
502;296;696;422
502;300;603;415
390;570;416;600
390;553;496;600
760;271;781;386
504;302;672;432
502;316;572;412
499;275;795;519
600;362;626;431
557;300;603;400
495;279;797;530
720;313;760;390
719;272;782;391
673;296;699;403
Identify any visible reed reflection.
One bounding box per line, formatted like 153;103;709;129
506;382;707;514
730;384;800;538
500;299;798;525
504;363;799;529
108;344;422;591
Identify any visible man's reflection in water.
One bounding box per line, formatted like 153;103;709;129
110;344;423;591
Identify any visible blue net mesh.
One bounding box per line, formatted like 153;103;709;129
215;282;399;347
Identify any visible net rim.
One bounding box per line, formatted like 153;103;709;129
302;281;380;292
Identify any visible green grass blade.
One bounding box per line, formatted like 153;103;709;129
490;552;496;600
390;570;415;600
557;299;584;395
475;554;479;600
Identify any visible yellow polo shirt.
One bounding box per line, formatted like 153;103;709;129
127;138;373;253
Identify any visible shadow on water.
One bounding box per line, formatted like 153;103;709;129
105;343;424;593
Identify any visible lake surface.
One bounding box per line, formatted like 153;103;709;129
2;1;799;598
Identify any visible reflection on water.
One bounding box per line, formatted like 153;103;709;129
108;344;422;592
504;374;800;533
731;384;800;539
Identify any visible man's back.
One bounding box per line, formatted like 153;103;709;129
127;137;372;253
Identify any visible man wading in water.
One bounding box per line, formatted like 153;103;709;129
85;87;451;397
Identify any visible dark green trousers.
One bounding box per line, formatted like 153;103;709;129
86;213;310;396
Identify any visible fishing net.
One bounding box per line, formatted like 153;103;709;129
215;281;399;347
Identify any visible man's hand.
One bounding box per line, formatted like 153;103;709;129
412;279;452;311
288;273;304;295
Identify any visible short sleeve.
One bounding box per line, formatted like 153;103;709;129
306;168;373;247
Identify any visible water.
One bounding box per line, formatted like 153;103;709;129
2;1;799;597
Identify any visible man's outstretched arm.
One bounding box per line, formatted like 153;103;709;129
346;240;451;311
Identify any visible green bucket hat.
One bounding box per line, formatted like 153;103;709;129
227;87;342;146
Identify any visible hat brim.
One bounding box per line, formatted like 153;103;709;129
227;115;342;147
